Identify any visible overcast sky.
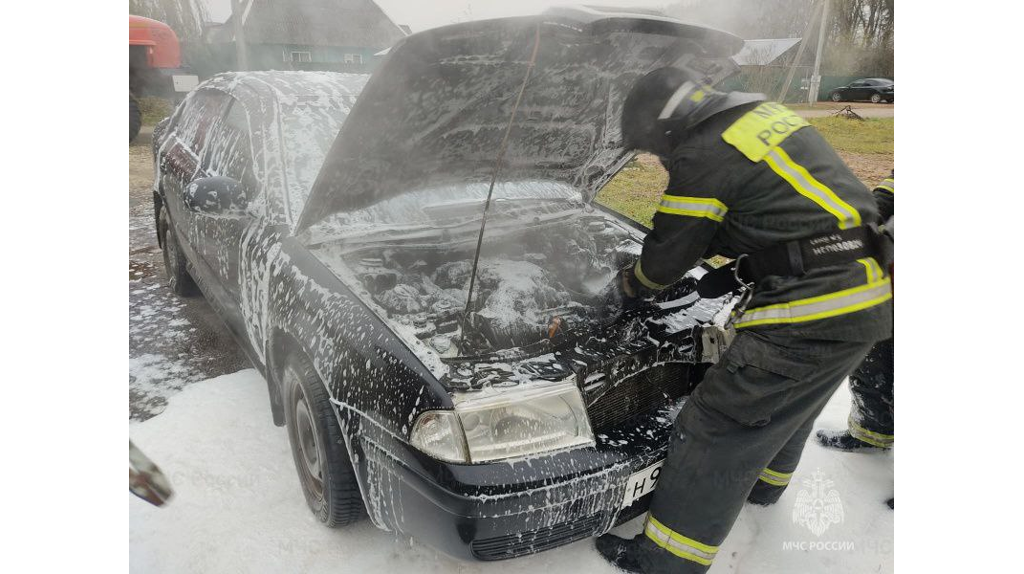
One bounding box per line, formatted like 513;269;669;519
202;0;669;34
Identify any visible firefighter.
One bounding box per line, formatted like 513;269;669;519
815;173;894;450
595;68;893;573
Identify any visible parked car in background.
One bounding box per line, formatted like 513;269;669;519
152;9;741;561
828;78;894;103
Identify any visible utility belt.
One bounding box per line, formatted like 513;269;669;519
697;225;894;301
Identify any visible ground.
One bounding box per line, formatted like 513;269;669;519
129;103;894;572
130;370;893;573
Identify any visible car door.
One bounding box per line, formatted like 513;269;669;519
190;96;262;329
846;80;868;101
158;89;230;283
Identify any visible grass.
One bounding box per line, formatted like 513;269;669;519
595;117;894;227
138;96;173;126
807;117;894;154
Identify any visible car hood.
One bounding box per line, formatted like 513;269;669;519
295;7;742;232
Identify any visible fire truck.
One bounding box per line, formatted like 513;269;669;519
129;15;198;142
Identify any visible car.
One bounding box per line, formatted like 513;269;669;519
827;77;894;103
152;8;741;561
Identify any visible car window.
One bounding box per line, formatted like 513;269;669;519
206;98;257;197
849;81;866;87
174;90;230;159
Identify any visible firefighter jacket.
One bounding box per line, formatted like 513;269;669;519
874;170;894;222
632;101;892;342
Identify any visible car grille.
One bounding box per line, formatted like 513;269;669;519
586;364;692;431
470;514;604;560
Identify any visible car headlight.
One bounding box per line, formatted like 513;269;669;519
409;382;594;463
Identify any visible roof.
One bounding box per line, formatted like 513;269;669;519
208;0;408;49
732;38;801;66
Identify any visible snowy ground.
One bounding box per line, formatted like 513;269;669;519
129;369;893;573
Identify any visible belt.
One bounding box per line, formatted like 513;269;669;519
697;225;893;298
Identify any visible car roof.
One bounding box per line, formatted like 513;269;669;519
198;71;370;109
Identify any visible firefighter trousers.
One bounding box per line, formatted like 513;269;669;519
847;337;894;447
639;330;873;573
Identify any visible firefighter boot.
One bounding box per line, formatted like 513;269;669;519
596;533;659;574
815;429;887;452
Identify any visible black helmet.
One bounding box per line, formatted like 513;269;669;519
621;67;765;156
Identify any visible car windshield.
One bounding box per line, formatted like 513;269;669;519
280;98;356;215
305;180;583;241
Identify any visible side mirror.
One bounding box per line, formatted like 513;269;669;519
184;176;247;216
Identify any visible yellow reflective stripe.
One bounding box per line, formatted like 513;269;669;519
849;419;894;448
657;195;728;222
764;147;862;230
857;258;874;282
735;278;892;328
758;467;793;487
644;515;718;566
876;178;894;193
857;258;884;282
634;260;668;290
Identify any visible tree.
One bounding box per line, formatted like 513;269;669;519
664;0;893;77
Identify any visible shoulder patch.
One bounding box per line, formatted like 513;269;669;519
721;102;810;162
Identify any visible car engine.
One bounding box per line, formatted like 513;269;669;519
343;215;644;355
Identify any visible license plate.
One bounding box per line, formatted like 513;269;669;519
622;460;664;507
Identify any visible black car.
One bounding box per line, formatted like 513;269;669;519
828;77;894;103
152;8;740;561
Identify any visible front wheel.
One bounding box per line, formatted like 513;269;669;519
870;93;882;103
283;352;365;527
830;92;843;102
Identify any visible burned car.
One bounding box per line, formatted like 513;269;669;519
153;8;742;561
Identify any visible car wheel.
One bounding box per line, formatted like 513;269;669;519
130;95;142;143
283;352;365;527
159;209;198;297
870;93;882;103
830;92;843;102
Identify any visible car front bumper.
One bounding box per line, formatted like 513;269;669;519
344;400;682;561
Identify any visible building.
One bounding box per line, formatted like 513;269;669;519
205;0;408;73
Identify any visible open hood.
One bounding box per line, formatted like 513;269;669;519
297;7;743;232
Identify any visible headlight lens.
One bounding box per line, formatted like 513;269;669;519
409;382;594;463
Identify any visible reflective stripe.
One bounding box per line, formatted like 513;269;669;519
658;81;698;120
849;418;894;448
634;260;668;290
644;515;719;566
758;467;793;487
764;147;862;230
857;257;884;282
657;195;728;222
734;278;892;328
876;178;894;193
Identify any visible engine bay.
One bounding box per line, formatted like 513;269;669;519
341;214;646;357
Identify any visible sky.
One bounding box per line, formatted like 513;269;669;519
201;0;670;34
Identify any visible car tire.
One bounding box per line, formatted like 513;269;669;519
283;351;365;527
870;93;882;103
159;209;199;297
830;92;843;102
130;95;142;143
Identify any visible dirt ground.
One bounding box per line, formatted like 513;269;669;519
835;150;894;187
